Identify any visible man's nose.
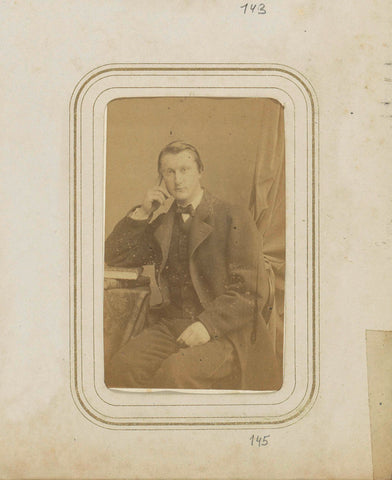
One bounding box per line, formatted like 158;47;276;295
174;172;184;183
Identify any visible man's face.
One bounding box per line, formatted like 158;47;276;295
160;150;202;205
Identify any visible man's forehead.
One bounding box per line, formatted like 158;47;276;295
160;150;196;167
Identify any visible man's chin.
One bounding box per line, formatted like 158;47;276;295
173;191;189;203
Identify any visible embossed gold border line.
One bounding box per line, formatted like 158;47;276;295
91;86;297;410
69;64;319;429
71;67;317;427
88;85;301;420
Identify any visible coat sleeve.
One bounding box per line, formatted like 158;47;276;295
105;212;162;267
197;206;270;340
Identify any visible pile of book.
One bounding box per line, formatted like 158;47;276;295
104;266;150;289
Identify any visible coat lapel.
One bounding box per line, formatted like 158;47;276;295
152;190;214;270
189;190;213;259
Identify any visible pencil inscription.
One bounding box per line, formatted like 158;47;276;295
240;3;267;15
250;434;270;446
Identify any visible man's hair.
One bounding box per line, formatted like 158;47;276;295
158;141;204;173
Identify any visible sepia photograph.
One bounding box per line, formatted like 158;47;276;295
103;97;285;391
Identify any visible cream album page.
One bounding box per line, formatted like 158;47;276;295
0;1;391;479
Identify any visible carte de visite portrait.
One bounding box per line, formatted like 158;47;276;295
70;65;318;428
104;97;285;392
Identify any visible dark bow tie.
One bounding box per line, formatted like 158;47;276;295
176;204;195;216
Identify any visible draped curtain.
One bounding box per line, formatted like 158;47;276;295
249;99;285;365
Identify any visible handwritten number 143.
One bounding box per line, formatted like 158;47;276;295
240;3;267;14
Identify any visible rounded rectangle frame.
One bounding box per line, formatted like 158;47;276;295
69;63;319;429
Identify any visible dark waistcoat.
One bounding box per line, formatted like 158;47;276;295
164;212;202;320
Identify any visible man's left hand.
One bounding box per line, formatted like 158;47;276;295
177;321;211;347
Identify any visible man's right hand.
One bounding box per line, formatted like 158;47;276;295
139;186;169;216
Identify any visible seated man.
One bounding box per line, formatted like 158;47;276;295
105;141;281;390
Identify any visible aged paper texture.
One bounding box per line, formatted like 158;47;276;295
1;1;391;479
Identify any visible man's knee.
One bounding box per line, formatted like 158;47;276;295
152;340;236;389
152;350;189;387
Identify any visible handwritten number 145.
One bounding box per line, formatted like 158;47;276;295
240;3;267;14
250;434;270;446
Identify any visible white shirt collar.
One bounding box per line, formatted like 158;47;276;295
177;188;204;219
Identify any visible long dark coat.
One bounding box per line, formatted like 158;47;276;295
105;190;282;390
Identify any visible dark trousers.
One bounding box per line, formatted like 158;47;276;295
106;318;235;389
